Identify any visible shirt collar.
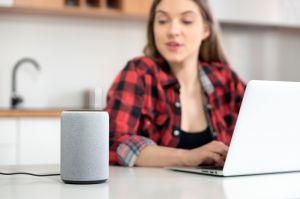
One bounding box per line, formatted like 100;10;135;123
200;64;215;95
157;60;215;95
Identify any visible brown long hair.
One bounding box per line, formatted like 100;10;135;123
143;0;229;64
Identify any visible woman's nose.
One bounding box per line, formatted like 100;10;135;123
167;22;181;37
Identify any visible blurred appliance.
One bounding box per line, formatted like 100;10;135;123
89;87;103;110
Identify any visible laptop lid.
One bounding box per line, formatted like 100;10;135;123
223;80;300;176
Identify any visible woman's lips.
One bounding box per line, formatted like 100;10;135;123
166;42;182;52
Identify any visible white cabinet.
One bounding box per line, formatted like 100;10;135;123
210;0;300;27
18;118;60;164
0;117;60;165
0;119;17;165
210;0;279;25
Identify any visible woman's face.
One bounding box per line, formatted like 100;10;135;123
154;0;210;65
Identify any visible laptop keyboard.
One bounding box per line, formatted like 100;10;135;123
197;166;224;170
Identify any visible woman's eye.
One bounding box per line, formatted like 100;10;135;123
182;20;193;25
158;20;168;25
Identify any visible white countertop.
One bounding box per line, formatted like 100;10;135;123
0;165;300;199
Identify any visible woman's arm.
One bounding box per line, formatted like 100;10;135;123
106;58;158;167
134;145;187;167
135;141;228;167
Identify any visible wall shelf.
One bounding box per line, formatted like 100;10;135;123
0;0;152;21
0;6;147;21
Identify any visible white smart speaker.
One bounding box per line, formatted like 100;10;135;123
61;110;109;184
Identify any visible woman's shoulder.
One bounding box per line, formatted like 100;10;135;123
125;56;160;73
201;61;231;73
201;61;243;85
203;61;239;77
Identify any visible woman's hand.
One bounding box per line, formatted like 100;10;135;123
183;141;229;167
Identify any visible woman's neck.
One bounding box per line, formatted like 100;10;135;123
170;59;199;88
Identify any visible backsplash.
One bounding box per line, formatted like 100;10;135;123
0;14;146;108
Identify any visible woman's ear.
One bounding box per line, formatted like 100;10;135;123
202;23;211;40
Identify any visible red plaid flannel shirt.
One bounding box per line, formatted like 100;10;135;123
105;56;246;166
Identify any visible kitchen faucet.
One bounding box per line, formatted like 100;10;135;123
11;58;41;109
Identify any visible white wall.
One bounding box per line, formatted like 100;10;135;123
210;0;300;82
0;13;146;109
1;12;300;109
221;25;300;82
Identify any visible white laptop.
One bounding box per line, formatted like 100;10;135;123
168;80;300;176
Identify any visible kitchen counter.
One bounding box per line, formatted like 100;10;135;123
1;165;300;199
0;109;64;118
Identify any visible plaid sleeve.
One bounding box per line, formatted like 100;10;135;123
225;67;246;137
105;59;157;167
116;136;156;166
231;70;246;113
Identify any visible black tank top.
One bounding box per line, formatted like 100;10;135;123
177;127;214;149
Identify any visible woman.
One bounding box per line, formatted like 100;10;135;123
105;0;245;167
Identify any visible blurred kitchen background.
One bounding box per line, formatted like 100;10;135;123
1;0;300;165
1;0;300;108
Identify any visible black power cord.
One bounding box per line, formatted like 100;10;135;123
0;172;60;177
